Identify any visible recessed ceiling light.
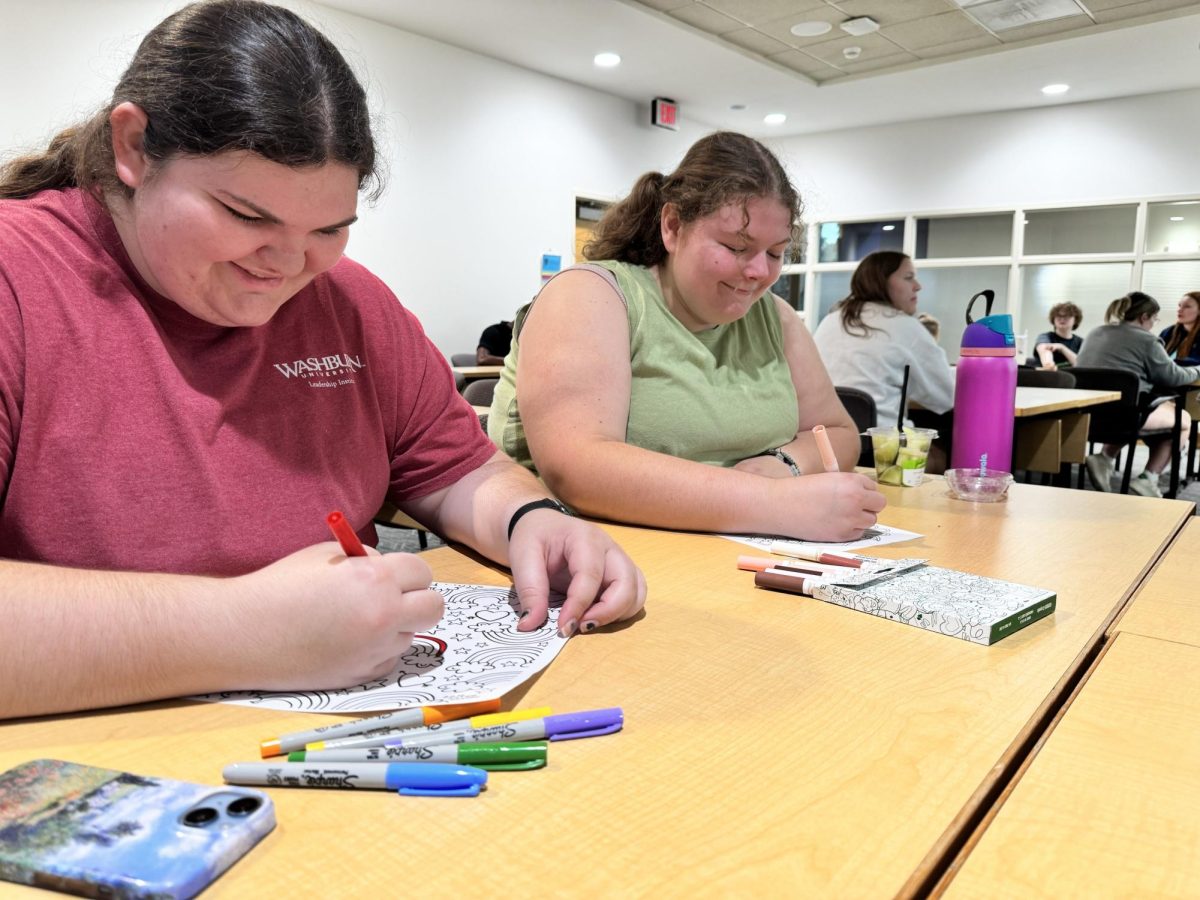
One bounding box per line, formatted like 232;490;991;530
593;52;621;68
791;21;833;37
881;225;896;231
843;46;862;60
1170;216;1185;221
763;113;787;126
1041;83;1069;95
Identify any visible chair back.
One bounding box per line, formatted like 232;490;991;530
834;386;877;468
450;352;477;367
462;377;499;408
1068;367;1142;445
1016;368;1076;389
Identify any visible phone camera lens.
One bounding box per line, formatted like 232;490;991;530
182;807;219;827
227;796;262;816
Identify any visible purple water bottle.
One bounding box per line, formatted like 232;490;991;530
951;290;1017;473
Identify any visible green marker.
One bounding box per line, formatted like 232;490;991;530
288;741;546;771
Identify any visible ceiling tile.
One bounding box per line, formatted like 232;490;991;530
768;47;837;75
801;31;908;63
635;0;696;10
668;3;746;32
993;13;1096;40
757;8;851;46
834;0;958;25
836;50;923;74
912;33;1003;58
722;27;795;53
703;0;831;26
1092;0;1200;19
882;10;991;50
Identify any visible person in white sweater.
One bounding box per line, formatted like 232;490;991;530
813;251;955;429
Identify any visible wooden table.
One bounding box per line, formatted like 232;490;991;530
0;481;1189;897
450;364;502;381
940;631;1200;897
1110;516;1200;648
1012;386;1119;477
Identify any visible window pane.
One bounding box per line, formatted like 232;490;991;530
914;266;1010;362
815;271;852;321
1020;263;1133;346
1023;205;1136;255
818;220;903;262
915;213;1012;258
1145;201;1200;254
770;272;805;311
1141;260;1200;302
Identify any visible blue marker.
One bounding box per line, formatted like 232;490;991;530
386;707;623;749
222;761;488;797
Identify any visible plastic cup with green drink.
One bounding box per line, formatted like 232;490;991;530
868;426;937;486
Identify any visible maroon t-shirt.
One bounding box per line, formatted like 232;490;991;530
0;188;495;575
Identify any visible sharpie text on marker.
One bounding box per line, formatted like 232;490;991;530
289;741;547;770
385;708;623;750
260;699;501;757
307;706;551;752
223;761;488;797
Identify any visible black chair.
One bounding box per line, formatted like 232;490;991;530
1017;368;1076;389
462;377;498;408
1069;367;1172;494
450;352;476;366
834;386;877;468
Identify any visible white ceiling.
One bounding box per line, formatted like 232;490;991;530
315;0;1200;137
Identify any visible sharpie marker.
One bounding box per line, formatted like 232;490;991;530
259;699;502;758
326;510;367;556
754;569;814;597
307;706;551;752
288;741;547;771
223;761;488;797
386;707;623;749
768;542;862;568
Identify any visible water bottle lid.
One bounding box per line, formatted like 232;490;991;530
961;313;1014;349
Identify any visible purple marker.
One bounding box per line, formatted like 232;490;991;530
385;708;623;750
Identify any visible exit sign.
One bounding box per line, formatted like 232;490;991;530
651;97;678;131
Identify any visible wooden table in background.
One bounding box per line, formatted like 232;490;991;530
0;481;1189;897
450;364;502;381
1012;386;1120;478
940;631;1200;897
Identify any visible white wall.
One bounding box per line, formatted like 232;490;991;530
0;0;703;355
774;88;1200;222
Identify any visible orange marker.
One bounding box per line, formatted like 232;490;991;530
812;424;840;473
326;510;366;557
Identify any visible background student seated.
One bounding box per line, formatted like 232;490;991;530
1160;291;1200;367
476;319;514;365
1078;292;1200;497
489;131;884;543
1034;301;1084;369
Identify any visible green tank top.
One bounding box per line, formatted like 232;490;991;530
488;260;799;472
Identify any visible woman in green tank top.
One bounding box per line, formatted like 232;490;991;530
489;132;885;542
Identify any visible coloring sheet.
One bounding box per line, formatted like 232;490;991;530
192;583;565;713
720;523;923;555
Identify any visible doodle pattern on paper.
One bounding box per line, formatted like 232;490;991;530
191;583;565;713
720;523;922;555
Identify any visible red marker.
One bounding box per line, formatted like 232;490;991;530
326;510;367;557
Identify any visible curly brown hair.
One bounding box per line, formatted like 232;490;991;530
1048;302;1083;330
582;131;802;266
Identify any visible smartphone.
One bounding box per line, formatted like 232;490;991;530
0;758;275;899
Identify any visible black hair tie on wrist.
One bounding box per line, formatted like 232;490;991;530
506;498;572;540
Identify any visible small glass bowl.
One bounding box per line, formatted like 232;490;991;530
945;468;1013;502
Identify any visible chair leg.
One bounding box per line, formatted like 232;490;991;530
417;530;428;550
1119;444;1135;494
1188;421;1198;483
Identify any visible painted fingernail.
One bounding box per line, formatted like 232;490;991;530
581;620;598;633
557;618;577;638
